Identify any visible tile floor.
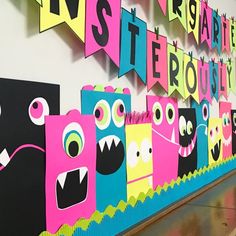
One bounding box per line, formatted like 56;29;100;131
135;173;236;236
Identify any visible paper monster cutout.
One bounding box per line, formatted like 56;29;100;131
208;118;223;165
85;0;121;66
125;112;153;199
231;110;236;155
0;78;59;236
45;110;96;233
119;8;147;84
39;0;85;42
178;108;197;178
191;100;210;169
219;102;232;159
147;96;179;188
81;85;131;212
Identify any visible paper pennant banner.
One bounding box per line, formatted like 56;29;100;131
221;16;230;54
85;0;121;66
212;10;222;54
209;60;219;101
218;61;228;99
35;0;42;5
157;0;167;15
119;8;147;84
198;59;211;103
227;58;236;94
168;0;187;31
200;3;212;48
39;0;85;42
187;0;200;44
183;53;199;103
147;31;168;92
230;19;236;52
167;44;185;98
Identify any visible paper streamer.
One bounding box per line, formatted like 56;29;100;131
85;0;121;66
119;8;147;84
147;31;168;92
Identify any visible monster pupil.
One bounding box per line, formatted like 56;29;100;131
155;109;160;120
149;148;152;154
136;151;140;157
204;107;207;117
95;109;100;119
33;102;38;109
68;141;79;157
168;109;173;119
119;104;124;113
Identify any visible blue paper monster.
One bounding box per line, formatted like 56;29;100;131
81;85;131;212
191;100;210;169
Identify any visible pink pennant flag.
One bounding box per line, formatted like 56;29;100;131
200;2;212;49
198;59;211;103
157;0;167;15
85;0;121;67
218;60;228;99
221;15;230;54
147;30;168;92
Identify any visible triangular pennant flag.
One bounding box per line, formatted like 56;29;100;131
147;30;168;92
212;10;222;54
227;58;236;94
157;0;167;15
39;0;85;42
229;18;236;52
183;53;199;103
85;0;121;67
218;60;228;99
209;60;219;101
167;43;185;98
187;0;200;44
168;0;187;31
119;8;147;84
221;15;230;54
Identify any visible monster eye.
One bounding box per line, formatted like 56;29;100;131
141;139;152;163
210;128;215;143
152;102;163;125
112;99;126;128
127;142;139;168
166;103;175;125
226;113;231;125
179;116;187;136
28;97;49;126
222;113;227;127
233;113;236;126
62;122;85;158
202;104;209;121
187;121;193;135
93;100;111;130
216;126;219;134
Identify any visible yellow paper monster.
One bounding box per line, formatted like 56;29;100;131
125;113;153;199
208;118;223;165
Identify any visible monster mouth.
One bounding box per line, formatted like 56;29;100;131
223;134;232;147
152;128;179;146
56;167;88;209
211;140;221;161
96;135;124;175
178;131;197;158
0;144;45;171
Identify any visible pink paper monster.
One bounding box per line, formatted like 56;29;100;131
219;102;232;159
45;110;96;233
146;95;179;189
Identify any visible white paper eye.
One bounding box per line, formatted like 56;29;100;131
141;139;152;163
179;116;187;136
127;142;139;168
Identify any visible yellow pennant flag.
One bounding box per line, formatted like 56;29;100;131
183;53;199;103
39;0;85;42
187;0;200;44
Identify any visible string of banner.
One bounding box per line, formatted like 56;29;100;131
35;0;236;104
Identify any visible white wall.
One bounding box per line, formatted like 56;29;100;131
0;0;236;115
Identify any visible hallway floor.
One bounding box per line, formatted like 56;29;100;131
136;173;236;236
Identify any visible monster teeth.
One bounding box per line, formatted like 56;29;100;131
191;140;194;150
171;128;175;143
183;148;186;157
0;149;10;167
113;136;120;146
188;145;191;156
99;139;106;152
79;167;88;184
98;135;121;152
57;172;67;189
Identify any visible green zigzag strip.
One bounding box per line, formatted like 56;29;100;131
40;155;236;236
